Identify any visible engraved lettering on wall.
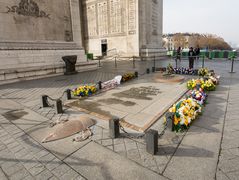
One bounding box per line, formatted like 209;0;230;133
6;0;50;19
97;1;108;35
0;0;72;42
83;0;127;39
128;0;136;35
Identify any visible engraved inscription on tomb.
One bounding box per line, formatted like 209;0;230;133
6;0;50;19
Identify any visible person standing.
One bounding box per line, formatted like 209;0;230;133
176;47;182;61
188;47;196;69
195;47;200;60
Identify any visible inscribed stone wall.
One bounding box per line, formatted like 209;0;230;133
82;0;139;56
0;0;73;42
0;0;94;84
83;0;129;38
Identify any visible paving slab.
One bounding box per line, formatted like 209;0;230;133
64;141;167;180
163;126;222;180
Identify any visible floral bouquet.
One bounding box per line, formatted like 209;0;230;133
201;79;216;91
174;67;198;75
169;98;202;132
166;63;174;74
198;68;209;77
73;85;97;97
187;78;216;91
188;88;207;105
187;79;204;90
121;73;136;82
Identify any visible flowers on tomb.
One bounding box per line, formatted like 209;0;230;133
167;71;220;132
187;77;217;91
173;67;198;75
198;68;209;77
121;73;136;82
166;63;174;74
169;97;202;131
73;85;97;97
188;88;207;105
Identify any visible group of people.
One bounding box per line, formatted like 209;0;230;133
176;47;201;69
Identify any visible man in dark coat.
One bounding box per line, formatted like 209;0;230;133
188;47;196;69
195;47;200;60
176;47;182;61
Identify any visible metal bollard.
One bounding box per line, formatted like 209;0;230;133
202;56;205;68
146;129;158;155
175;58;178;69
229;57;235;73
134;71;138;78
109;117;120;138
146;68;150;74
154;56;156;69
42;95;49;108
114;57;117;68
98;59;101;67
98;81;102;90
152;67;155;72
65;89;72;100
133;56;135;68
55;99;63;114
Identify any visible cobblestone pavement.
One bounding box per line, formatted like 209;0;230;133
0;58;239;179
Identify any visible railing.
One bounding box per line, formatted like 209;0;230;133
95;53;237;74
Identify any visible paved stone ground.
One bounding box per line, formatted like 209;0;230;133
0;57;239;179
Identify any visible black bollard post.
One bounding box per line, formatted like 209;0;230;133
98;59;101;67
42;95;49;108
98;81;102;90
109;117;120;138
152;67;155;72
229;57;235;73
154;56;156;69
202;56;205;68
146;68;150;74
134;71;138;78
115;57;117;68
175;58;178;69
133;56;135;68
55;99;63;114
146;129;158;155
65;89;72;100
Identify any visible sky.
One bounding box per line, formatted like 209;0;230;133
163;0;239;48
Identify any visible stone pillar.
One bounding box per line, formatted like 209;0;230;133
70;0;83;48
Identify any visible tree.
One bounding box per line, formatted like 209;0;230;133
172;33;187;49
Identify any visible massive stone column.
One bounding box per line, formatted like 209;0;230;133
0;0;97;84
139;0;166;57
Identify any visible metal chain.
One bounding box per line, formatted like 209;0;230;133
42;90;67;108
46;90;67;101
158;117;169;138
118;113;172;139
118;121;145;139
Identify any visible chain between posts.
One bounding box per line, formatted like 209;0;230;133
118;114;171;139
118;121;145;139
